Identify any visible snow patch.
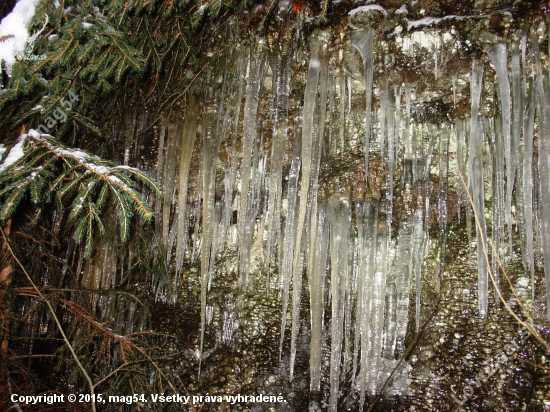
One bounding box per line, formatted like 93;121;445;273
0;134;27;172
406;14;493;30
396;4;408;14
349;5;388;16
0;0;39;72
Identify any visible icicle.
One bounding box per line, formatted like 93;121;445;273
347;76;353;115
207;202;222;291
175;98;199;274
289;30;325;379
328;199;350;412
265;42;292;267
405;84;412;159
484;43;514;254
219;51;247;255
394;166;414;356
423;125;436;235
469;59;488;317
532;36;550;320
412;121;418;185
308;201;328;392
366;201;388;397
328;69;335;155
351;29;374;182
511;41;522;237
386;85;395;243
488;116;503;294
162;122;179;245
394;84;402;155
343;230;355;377
198;102;221;379
338;71;346;158
278;131;301;361
306;47;329;390
522;77;536;301
437;126;449;293
412;199;425;332
155;122;167;238
352;202;365;387
238;47;265;290
457;118;466;223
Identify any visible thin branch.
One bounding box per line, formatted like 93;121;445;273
367;298;440;412
0;226;97;412
457;168;550;352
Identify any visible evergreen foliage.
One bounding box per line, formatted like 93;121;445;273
0;130;161;257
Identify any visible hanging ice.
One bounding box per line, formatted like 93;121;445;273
175;98;199;275
351;29;375;183
238;47;265;290
469;59;489;317
289;30;325;379
328;198;350;412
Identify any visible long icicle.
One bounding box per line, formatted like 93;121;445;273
351;29;374;183
308;201;328;392
278;131;301;361
175;97;199;275
289;30;325;379
162;121;179;246
307;43;329;392
484;43;514;255
198;99;221;379
238;46;265;290
469;59;489;317
532;35;550;320
523;78;536;301
328;198;350;412
265;40;292;268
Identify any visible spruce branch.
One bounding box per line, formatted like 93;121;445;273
0;131;162;258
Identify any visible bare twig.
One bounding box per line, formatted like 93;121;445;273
457;169;550;352
367;298;440;412
0;226;97;412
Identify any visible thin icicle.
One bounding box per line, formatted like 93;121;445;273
511;41;522;235
328;199;350;412
338;72;346;158
456;119;464;223
308;201;328;392
351;29;374;182
198;103;221;379
238;48;265;290
532;36;550;320
175;98;199;274
278;131;301;361
469;59;488;317
219;50;247;254
523;78;535;301
412;199;425;332
394;162;414;357
437;126;449;293
484;43;514;254
366;204;388;397
155;122;167;238
162;122;179;246
265;42;292;267
359;199;379;409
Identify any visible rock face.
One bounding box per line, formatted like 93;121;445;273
138;1;550;410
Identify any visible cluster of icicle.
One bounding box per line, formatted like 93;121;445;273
147;23;550;409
